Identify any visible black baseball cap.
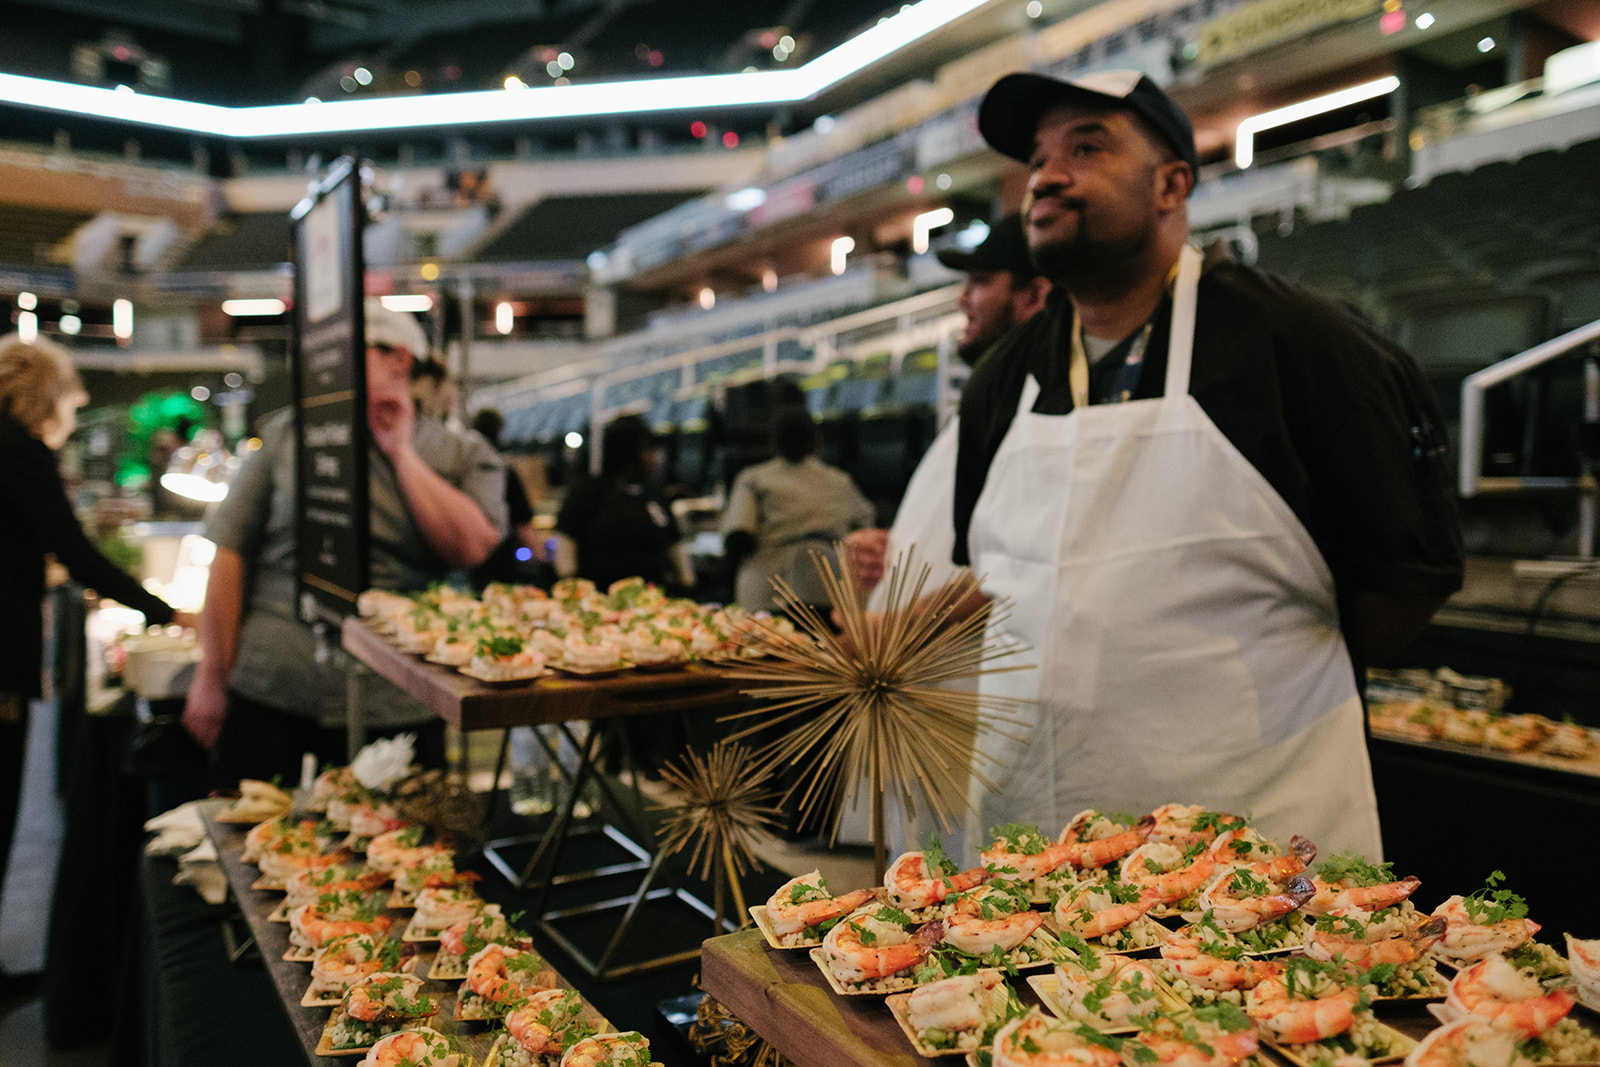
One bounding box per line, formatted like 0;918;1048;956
935;213;1038;278
979;69;1199;174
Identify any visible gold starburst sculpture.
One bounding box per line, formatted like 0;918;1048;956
656;741;783;932
722;547;1032;881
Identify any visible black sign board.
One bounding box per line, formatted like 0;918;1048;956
290;157;368;626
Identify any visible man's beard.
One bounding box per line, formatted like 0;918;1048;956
957;310;1016;365
1028;209;1156;289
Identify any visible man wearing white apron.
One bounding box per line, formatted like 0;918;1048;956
948;71;1463;859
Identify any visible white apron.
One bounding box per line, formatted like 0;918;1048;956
867;419;963;613
966;244;1382;859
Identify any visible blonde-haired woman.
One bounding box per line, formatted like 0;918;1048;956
0;334;191;994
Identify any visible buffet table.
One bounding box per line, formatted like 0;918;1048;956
340;616;754;731
198;799;608;1066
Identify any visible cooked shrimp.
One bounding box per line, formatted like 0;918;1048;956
821;912;945;984
1160;926;1281;992
366;826;435;874
1432;896;1540;962
438;907;516;957
1054;952;1164;1027
559;1030;652;1067
1404;1015;1532;1067
1148;806;1246;847
906;969;1007;1037
1130;1013;1260;1067
1208;826;1274;864
505;989;587;1056
1306;914;1447;971
1233;835;1316;884
1124;843;1217;906
991;1011;1124;1067
1061;809;1129;844
412;883;485;931
944;885;1044;955
286;868;387;909
1198;873;1314;933
1246;975;1359;1044
1567;933;1600;1006
1444;955;1575;1036
291;902;394;949
765;871;877;937
465;943;556;1005
342;972;437;1024
1053;883;1155;940
1303;873;1421;916
311;933;408;996
885;851;988;910
360;1027;459;1067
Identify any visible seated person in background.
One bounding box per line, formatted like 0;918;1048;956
555;414;681;593
721;404;874;614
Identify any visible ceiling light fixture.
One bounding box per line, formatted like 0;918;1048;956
0;0;987;138
221;298;287;316
911;206;954;254
1234;75;1400;168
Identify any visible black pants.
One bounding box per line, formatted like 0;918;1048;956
0;693;27;917
207;690;446;789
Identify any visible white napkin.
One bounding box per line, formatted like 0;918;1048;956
144;801;207;855
172;840;229;905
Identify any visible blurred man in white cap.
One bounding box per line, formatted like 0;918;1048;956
928;70;1462;857
184;298;506;779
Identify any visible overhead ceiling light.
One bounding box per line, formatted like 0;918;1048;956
1477;36;1496;52
0;0;988;138
221;298;287;316
1234;75;1400;168
380;294;433;312
112;298;134;341
1415;12;1435;28
725;187;767;211
831;236;855;276
911;206;955;254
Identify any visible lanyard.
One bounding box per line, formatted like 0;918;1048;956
1067;257;1183;410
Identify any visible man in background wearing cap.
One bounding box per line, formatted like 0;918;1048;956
939;71;1461;856
847;214;1050;604
183;298;507;780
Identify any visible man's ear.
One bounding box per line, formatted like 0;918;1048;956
1156;160;1194;209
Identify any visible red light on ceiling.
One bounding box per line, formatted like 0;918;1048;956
722;131;739;148
760;31;777;48
112;45;132;61
1380;8;1405;32
648;50;664;67
690;120;707;138
444;65;461;80
907;175;924;194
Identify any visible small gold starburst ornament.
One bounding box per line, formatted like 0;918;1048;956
723;547;1031;881
656;741;783;932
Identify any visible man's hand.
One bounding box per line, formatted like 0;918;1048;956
367;381;416;464
843;528;889;592
182;666;228;750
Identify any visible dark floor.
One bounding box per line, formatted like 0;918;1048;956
0;698;113;1066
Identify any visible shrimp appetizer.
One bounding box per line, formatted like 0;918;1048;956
1303;912;1449;997
324;972;439;1053
359;1026;462;1067
761;870;878;946
1430;872;1542;965
457;943;558;1020
819;907;946;992
1123;1004;1263;1067
308;933;416;1003
558;1031;658;1066
1244;956;1404;1063
988;1009;1125;1067
1442;956;1575;1036
429;906;529;981
897;968;1022;1054
1052;878;1165;952
1157;914;1282;1007
885;845;989;915
1051;935;1169;1028
1567;934;1600;1008
944;883;1048;959
486;989;598;1067
289;892;395;956
407;876;485;937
